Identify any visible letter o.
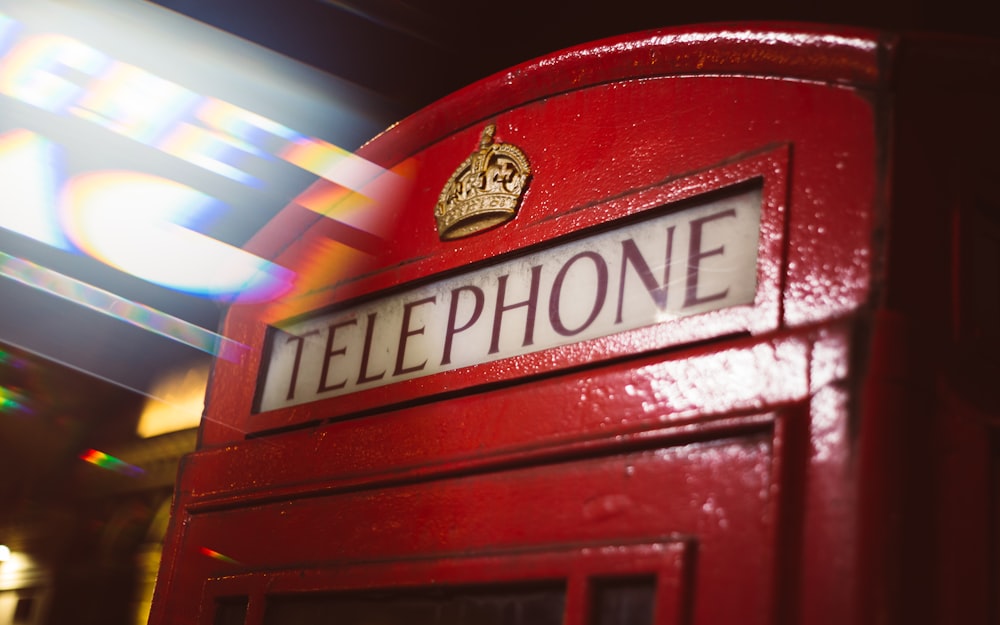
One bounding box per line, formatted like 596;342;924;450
548;251;608;336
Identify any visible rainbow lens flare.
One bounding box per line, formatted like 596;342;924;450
199;546;240;565
60;170;295;302
0;348;26;368
0;384;28;413
0;129;70;249
79;448;144;476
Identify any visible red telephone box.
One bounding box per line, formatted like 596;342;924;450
148;24;1000;625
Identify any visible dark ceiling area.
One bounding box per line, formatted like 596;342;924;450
1;0;998;522
150;0;1000;112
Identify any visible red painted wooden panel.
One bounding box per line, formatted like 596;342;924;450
177;420;784;625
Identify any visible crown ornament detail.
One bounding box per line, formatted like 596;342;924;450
435;124;531;240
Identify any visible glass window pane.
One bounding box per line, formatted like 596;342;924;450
592;577;656;625
214;596;248;625
263;583;564;625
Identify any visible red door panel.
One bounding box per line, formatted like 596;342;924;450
192;418;784;625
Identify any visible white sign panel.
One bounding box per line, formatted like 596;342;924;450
257;187;762;412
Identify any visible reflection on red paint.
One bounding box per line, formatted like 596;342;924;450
199;546;240;565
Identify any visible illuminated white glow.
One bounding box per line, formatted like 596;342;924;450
0;13;15;49
0;126;292;303
73;61;199;145
60;171;294;299
0;548;43;591
0;32;108;113
0;129;70;248
0;545;9;562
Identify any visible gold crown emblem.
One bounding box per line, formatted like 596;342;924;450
435;124;531;240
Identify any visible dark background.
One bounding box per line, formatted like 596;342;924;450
154;0;1000;112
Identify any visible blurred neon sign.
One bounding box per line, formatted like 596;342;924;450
0;9;403;304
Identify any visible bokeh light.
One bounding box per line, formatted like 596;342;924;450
135;362;209;438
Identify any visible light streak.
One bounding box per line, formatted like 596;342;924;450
0;11;404;200
0;250;248;361
79;448;144;476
